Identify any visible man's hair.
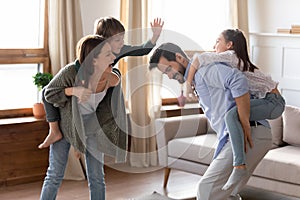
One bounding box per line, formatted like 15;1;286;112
149;43;188;70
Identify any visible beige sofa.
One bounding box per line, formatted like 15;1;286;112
155;105;300;198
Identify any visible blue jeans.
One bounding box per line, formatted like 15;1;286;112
40;138;105;200
42;88;60;122
225;93;285;166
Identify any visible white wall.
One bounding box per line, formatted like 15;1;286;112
80;0;300;36
248;0;300;33
80;0;120;35
247;0;300;108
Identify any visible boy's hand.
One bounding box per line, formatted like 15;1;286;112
150;18;164;44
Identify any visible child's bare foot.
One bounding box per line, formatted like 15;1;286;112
38;129;62;149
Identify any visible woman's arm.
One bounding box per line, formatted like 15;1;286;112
45;65;92;106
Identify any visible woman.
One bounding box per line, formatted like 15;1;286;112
40;35;128;200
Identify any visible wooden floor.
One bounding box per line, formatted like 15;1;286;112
0;164;299;200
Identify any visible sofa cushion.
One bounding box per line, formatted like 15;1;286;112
268;116;285;147
282;105;300;146
253;145;300;185
168;133;217;165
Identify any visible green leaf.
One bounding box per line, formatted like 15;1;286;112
33;72;53;91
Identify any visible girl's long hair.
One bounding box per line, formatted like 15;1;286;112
222;29;258;72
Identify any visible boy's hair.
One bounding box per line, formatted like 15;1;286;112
222;29;258;72
94;16;125;38
149;43;188;70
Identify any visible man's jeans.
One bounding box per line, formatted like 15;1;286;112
40;138;105;200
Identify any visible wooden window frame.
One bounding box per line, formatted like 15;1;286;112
0;0;49;119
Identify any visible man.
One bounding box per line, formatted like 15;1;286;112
149;43;272;200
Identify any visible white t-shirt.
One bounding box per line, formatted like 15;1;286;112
79;90;107;115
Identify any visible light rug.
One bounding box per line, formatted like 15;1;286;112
130;191;196;200
133;191;175;200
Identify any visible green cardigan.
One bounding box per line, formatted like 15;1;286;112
44;61;128;162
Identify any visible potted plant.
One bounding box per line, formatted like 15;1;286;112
32;72;53;119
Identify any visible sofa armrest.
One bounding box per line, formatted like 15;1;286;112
155;114;208;166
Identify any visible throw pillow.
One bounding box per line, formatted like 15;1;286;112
282;105;300;146
268;116;285;147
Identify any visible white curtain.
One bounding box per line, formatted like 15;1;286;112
48;0;85;180
120;0;162;167
48;0;83;75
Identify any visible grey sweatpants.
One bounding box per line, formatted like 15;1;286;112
196;125;272;200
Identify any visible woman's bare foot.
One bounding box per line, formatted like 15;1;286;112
38;129;63;149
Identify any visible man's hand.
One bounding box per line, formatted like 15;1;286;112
241;120;252;152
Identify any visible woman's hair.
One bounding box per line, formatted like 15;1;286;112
76;34;107;87
222;29;258;72
94;16;125;38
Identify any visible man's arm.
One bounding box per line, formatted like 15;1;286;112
234;92;252;152
224;66;252;152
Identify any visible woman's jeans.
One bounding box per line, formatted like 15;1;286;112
40;138;105;200
42;88;60;122
225;93;286;166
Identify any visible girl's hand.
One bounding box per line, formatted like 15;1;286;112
150;18;164;44
185;82;198;102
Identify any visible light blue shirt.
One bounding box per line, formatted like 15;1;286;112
185;61;249;157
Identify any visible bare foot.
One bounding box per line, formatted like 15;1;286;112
38;130;63;149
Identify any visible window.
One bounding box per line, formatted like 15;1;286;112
0;0;49;118
148;0;231;101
